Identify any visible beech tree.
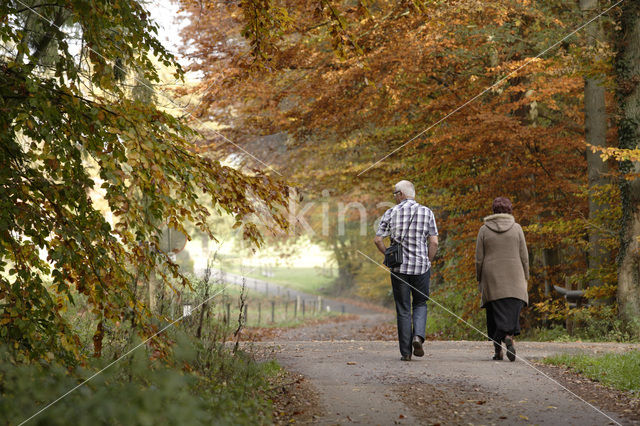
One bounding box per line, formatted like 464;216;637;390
581;0;611;289
0;0;287;364
177;0;627;327
615;0;640;327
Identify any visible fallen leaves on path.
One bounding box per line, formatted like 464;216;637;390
267;370;324;425
239;314;359;341
393;381;515;425
330;297;394;314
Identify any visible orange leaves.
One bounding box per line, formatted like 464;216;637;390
173;1;625;325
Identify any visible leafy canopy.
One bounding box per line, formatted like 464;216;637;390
177;0;622;326
0;0;287;364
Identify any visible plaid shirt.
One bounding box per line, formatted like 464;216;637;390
376;199;438;275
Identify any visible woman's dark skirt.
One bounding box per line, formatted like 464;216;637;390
485;297;525;343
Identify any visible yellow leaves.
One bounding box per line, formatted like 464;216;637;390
588;144;640;163
59;334;78;355
533;299;568;321
127;150;140;162
151;163;163;176
583;284;617;300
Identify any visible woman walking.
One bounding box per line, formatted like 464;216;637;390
475;197;529;361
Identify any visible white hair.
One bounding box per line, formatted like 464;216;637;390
395;180;415;198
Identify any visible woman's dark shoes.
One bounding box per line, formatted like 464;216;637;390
412;335;425;357
493;341;503;360
492;348;504;360
504;336;516;362
401;354;412;361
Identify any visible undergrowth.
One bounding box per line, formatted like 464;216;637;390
0;328;278;425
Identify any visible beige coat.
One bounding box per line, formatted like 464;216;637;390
475;214;529;307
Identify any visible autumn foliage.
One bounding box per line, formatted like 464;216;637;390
176;0;626;331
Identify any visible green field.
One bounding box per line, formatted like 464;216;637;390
186;282;337;329
221;264;337;295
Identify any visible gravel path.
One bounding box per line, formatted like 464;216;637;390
223;270;639;425
274;314;393;341
252;314;640;425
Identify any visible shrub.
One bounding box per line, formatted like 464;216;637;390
0;329;276;426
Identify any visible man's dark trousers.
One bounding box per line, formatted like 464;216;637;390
390;269;431;357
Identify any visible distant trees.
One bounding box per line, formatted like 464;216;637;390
177;0;637;331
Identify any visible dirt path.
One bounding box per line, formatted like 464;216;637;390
273;313;393;341
252;313;640;425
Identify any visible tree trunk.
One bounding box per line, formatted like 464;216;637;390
331;238;361;292
615;1;640;327
542;248;560;295
581;0;609;288
337;266;355;290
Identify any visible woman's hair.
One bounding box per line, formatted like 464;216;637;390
492;197;513;214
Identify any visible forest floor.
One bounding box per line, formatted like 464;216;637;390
247;309;640;425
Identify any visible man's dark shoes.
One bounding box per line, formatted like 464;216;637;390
412;335;425;357
401;354;412;361
504;336;516;362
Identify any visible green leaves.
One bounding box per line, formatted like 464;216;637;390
1;0;288;365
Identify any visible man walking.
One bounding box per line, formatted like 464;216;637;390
374;180;438;361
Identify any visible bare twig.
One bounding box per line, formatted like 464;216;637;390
233;276;248;354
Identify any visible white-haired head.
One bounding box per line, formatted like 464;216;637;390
394;180;415;199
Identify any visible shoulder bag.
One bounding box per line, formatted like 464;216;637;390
383;208;417;268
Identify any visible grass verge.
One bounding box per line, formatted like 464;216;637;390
542;350;640;394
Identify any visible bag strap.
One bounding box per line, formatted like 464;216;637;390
400;209;417;242
391;204;418;244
